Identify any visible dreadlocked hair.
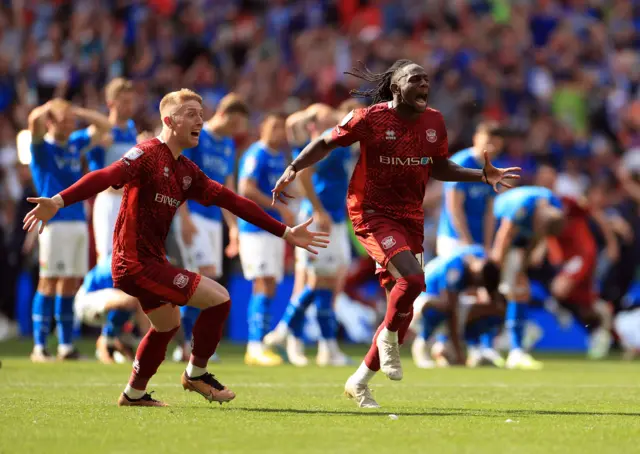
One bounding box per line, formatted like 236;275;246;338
345;59;414;105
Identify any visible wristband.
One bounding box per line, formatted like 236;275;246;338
282;226;292;239
288;163;297;173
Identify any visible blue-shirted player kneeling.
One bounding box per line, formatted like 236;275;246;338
74;255;141;364
410;246;502;368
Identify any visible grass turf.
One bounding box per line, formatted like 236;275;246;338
1;340;639;454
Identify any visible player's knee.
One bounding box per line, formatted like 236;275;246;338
58;277;81;297
37;278;57;296
401;273;426;296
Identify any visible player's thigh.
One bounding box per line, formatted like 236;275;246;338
187;274;230;309
388;250;424;278
239;232;285;282
146;303;181;332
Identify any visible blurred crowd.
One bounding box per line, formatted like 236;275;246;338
0;0;639;328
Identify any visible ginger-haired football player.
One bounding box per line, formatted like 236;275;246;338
24;88;329;407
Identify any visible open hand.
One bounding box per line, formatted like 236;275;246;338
483;150;521;192
271;166;297;206
284;217;330;254
23;196;63;234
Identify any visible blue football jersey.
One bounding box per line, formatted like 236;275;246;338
30;131;89;222
437;148;495;243
424;245;486;297
85;120;138;171
493;186;562;240
183;128;235;222
238;141;287;233
296;130;351;223
81;255;114;293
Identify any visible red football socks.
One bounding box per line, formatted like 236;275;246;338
364;307;414;371
128;326;178;390
384;274;423;331
190;301;231;369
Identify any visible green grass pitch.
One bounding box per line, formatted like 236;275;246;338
1;340;639;454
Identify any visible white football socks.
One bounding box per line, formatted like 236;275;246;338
186;362;207;378
124;384;146;400
379;327;399;343
350;361;377;385
247;341;264;356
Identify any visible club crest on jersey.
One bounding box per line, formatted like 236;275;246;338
426;129;437;143
447;269;461;285
173;273;189;289
182;176;192;190
163;167;170;177
385;130;396;140
381;236;396;250
124;148;144;161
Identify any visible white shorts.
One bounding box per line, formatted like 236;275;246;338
93;190;122;259
239;231;285;283
295;221;350;275
39;221;88;278
185;214;223;277
436;236;482;258
615;308;640;350
74;287;118;327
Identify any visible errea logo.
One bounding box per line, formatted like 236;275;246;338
385;130;396;140
379;156;434;166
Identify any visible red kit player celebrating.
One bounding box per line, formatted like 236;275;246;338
272;60;520;408
23;89;329;407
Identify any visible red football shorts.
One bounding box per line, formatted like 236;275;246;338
558;255;596;306
114;260;201;313
353;215;424;287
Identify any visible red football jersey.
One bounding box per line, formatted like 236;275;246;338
331;102;448;226
110;138;223;280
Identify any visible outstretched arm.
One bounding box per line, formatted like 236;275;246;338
23;163;129;233
431;151;521;192
195;179;329;254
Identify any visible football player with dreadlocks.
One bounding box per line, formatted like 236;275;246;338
271;59;520;408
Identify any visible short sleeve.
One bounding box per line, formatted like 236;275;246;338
69;128;92;152
239;150;261;180
330;108;368;147
186;164;224;206
429;112;449;157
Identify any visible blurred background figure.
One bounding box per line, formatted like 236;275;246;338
0;0;638;359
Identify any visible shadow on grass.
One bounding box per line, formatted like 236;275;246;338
217;407;640;418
